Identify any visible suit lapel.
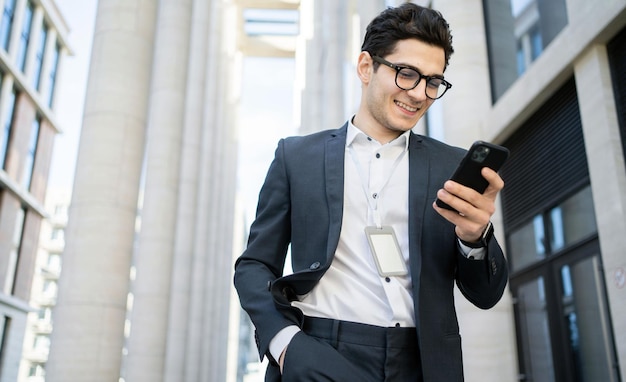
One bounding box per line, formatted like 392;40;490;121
408;132;429;333
325;124;347;262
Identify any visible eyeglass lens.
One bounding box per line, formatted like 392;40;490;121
395;67;447;99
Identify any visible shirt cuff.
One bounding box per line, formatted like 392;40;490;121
269;325;301;362
458;239;487;260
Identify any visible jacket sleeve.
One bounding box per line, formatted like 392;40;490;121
455;237;508;309
233;138;296;361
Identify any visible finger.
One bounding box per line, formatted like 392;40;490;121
442;180;490;213
432;201;488;240
481;167;504;196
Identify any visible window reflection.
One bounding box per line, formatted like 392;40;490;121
485;0;568;100
560;256;619;381
509;186;597;271
550;186;597;251
508;215;545;271
518;277;555;382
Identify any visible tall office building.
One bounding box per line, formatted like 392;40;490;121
433;1;626;380
17;186;68;382
0;0;70;381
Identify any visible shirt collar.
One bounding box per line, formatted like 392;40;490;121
347;117;410;150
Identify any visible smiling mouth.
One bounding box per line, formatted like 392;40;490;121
395;100;418;113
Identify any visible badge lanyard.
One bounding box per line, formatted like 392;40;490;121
348;143;407;228
348;142;408;276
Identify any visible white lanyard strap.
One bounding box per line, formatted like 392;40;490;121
348;144;407;227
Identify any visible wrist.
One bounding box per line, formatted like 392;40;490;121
459;221;494;248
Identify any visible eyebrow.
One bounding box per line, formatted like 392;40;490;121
389;59;445;78
402;63;444;78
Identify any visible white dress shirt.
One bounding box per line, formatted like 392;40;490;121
269;121;484;361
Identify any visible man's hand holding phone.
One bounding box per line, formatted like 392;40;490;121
433;141;509;244
434;167;504;243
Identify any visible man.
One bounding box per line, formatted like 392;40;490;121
234;3;508;381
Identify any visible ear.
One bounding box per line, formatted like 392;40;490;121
356;51;374;84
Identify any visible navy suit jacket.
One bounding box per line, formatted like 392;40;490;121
234;124;508;381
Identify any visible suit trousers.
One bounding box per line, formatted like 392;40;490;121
267;316;423;382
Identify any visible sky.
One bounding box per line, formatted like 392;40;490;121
47;0;97;191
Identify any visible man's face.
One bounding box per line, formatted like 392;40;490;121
358;39;447;141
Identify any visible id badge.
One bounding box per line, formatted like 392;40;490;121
364;226;408;277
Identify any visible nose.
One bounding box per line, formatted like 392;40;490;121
406;79;428;101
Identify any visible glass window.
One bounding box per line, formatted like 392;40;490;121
0;0;16;51
50;227;64;242
42;279;57;299
54;203;67;217
37;306;51;321
47;252;61;273
517;276;555;381
0;87;16;168
549;186;597;252
508;214;545;271
33;22;47;89
16;1;33;71
507;184;619;380
33;334;50;351
22;116;40;190
516;41;526;76
530;27;542;61
560;256;619;381
3;208;25;295
484;0;568;101
0;316;12;369
45;42;60;108
508;186;597;271
28;362;45;377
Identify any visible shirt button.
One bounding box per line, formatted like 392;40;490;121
385;277;391;283
376;153;380;158
372;193;378;199
395;323;401;327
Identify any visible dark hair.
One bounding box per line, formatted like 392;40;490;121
361;3;454;70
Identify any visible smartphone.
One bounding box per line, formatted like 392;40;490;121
436;141;509;212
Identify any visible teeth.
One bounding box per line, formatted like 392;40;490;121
396;101;417;112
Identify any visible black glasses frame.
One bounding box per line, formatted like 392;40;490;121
371;55;452;99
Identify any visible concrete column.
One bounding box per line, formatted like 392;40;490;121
45;1;158;381
123;0;192;380
435;0;495;147
182;2;238;379
160;0;211;378
433;1;519;381
299;0;348;134
574;44;626;382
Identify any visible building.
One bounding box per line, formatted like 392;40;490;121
17;187;68;381
34;0;626;381
0;0;70;381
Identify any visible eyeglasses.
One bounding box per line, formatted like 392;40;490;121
371;55;452;100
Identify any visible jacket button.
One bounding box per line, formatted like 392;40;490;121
309;261;321;270
491;259;497;275
267;280;271;291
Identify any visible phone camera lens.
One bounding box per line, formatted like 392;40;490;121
471;146;490;163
